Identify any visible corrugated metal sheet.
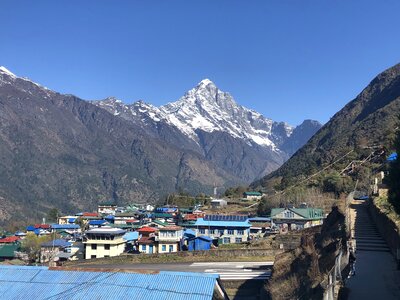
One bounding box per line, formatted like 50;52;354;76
0;266;218;300
195;218;251;228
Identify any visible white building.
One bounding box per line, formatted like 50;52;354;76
210;199;227;209
156;226;183;253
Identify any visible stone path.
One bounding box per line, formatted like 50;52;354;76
346;200;400;299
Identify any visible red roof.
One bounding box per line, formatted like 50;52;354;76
126;219;138;223
0;236;21;243
158;226;183;231
34;224;51;229
183;214;198;220
138;227;157;233
138;236;155;245
83;212;98;217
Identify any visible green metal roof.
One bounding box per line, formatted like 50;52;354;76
271;208;324;220
153;220;169;226
110;224;141;229
244;192;262;196
152;213;174;218
0;244;19;258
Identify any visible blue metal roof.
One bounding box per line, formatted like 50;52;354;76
89;220;107;226
41;239;72;248
122;231;139;241
387;152;397;162
51;224;80;230
197;235;213;241
68;218;76;223
248;217;271;222
184;229;196;237
195;218;251;228
0;266;219;300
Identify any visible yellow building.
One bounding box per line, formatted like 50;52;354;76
83;227;126;259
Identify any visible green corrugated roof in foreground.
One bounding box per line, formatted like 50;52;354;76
0;265;219;300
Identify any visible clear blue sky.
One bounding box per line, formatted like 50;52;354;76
1;1;400;125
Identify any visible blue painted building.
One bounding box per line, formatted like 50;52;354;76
194;215;251;244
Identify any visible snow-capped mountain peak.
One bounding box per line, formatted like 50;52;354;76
0;66;51;96
157;80;288;149
0;66;17;78
93;79;321;157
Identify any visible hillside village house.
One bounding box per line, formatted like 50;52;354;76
156;226;183;253
57;215;77;225
83;227;126;259
137;227;158;254
210;199;227;209
97;202;117;216
243;191;263;200
194;215;251;244
114;212;143;225
40;239;72;263
270;207;324;231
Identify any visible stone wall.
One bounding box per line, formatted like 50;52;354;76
369;200;400;258
67;248;282;266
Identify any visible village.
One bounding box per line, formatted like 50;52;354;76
0;191;325;266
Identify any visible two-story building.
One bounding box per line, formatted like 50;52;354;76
156;226;183;253
97;202;117;216
137;227;158;254
83;227;126;259
270;207;324;231
193;215;251;244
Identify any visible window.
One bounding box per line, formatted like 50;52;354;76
169;245;174;252
199;228;205;234
141;245;146;251
284;211;294;218
227;229;234;235
214;229;219;235
219;229;224;235
91;244;97;250
223;237;231;244
237;230;244;235
162;245;166;252
104;244;110;250
235;238;242;243
91;255;96;259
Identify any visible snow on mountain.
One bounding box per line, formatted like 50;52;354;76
0;66;17;77
0;66;51;97
159;79;292;150
94;79;296;152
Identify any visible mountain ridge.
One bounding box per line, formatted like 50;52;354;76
94;78;322;181
252;62;400;192
0;67;240;223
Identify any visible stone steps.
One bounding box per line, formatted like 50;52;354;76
353;204;389;253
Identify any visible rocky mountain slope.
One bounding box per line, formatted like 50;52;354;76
0;67;238;222
94;79;322;181
252;62;400;191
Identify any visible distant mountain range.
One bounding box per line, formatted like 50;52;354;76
0;66;320;222
252;62;400;192
93;79;321;181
